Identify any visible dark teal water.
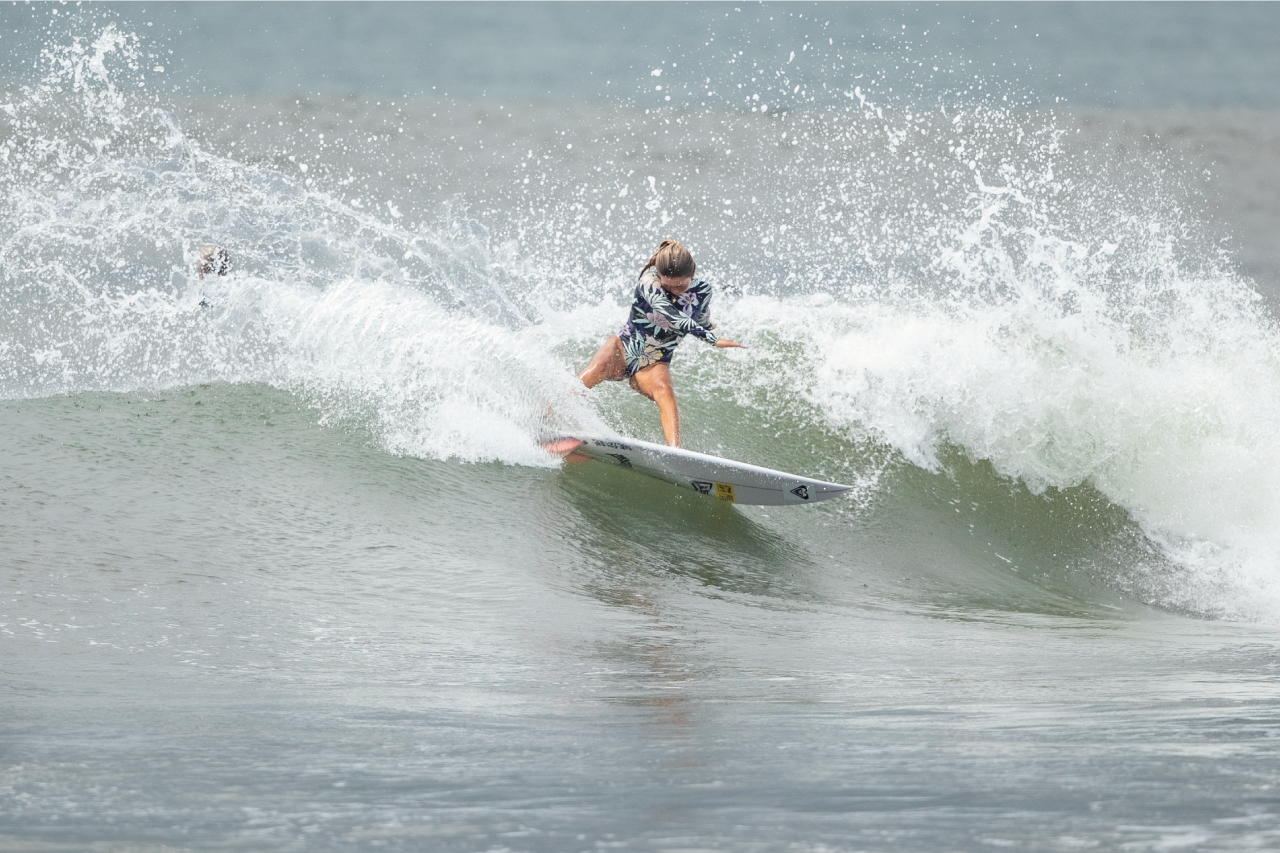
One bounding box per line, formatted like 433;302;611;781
6;2;1280;109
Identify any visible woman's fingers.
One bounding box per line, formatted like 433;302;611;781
715;338;746;349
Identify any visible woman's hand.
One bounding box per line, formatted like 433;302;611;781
715;338;746;349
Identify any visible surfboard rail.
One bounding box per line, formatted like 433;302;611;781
547;434;853;506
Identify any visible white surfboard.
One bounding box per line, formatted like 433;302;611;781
547;435;853;506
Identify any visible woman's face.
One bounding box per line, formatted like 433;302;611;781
658;273;693;296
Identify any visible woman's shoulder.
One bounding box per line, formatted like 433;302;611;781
634;268;663;295
630;276;661;308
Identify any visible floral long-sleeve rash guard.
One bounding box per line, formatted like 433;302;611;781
616;268;719;376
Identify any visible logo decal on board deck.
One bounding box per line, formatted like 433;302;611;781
691;481;713;495
715;482;736;503
790;485;810;500
607;454;632;468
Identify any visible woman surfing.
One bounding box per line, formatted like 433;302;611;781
576;240;744;447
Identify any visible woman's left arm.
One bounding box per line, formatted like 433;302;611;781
698;283;743;348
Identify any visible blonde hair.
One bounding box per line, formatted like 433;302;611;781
639;239;696;279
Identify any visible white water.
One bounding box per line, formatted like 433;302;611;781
4;19;1280;626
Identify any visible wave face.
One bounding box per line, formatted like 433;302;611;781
3;17;1280;622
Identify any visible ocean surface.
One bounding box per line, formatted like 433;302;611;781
4;3;1280;851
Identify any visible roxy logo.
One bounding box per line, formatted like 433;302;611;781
790;484;810;501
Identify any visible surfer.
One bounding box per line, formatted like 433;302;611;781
197;244;232;279
195;244;232;308
577;240;744;448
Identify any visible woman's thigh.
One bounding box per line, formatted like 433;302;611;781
578;336;627;388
